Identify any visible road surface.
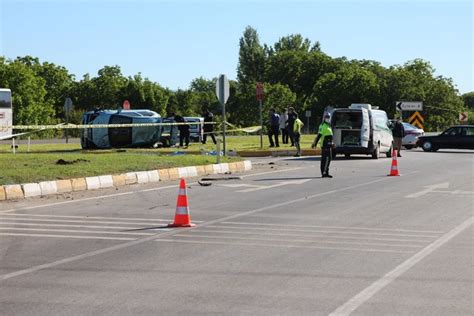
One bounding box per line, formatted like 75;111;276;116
1;149;472;315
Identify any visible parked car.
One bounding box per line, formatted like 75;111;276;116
417;125;474;152
402;123;424;149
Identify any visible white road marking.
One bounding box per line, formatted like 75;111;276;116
329;216;473;316
155;239;414;254
0;167;300;214
405;182;449;198
237;179;312;192
0;233;136;241
221;221;444;234
0;174;417;281
0;227;155;236
241;167;303;178
0;183;180;214
0;217;171;226
185;229;433;244
0;222;170;231
206;225;439;238
0;213;188;222
173;233;423;248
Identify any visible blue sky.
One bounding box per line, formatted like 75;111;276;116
1;0;472;93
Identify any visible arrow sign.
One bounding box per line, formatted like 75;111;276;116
406;182;449;198
459;112;468;122
396;101;423;111
408;111;424;129
396;102;403;112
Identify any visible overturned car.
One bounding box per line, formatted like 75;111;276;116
81;109;164;149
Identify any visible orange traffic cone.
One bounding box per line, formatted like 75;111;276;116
168;178;195;227
388;149;400;176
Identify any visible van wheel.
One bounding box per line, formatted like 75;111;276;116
372;144;380;159
386;145;393;158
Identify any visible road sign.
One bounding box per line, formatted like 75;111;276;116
305;111;311;118
123;100;130;110
216;74;230;105
459;112;468;122
396;101;423;111
408;111;424;129
64;98;73;113
256;82;264;101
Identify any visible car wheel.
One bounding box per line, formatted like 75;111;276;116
372;143;380;159
422;141;433;152
404;145;413;150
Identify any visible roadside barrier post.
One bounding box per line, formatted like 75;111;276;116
27;136;30;152
216;139;221;164
12;138;15;154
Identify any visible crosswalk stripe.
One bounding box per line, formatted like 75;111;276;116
221;221;443;234
206;225;438;238
0;233;135;241
173;234;423;248
0;217;170;226
0;227;156;236
186;229;431;244
155;239;414;254
0;222;166;230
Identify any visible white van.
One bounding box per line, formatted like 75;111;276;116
330;103;393;159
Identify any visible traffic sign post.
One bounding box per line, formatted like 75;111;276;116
216;74;230;156
459;112;468;123
256;82;264;149
64;97;73;144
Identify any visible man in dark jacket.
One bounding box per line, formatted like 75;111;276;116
175;115;190;148
202;110;217;145
392;116;405;157
268;108;280;147
287;107;297;146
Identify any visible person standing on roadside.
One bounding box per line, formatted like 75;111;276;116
293;112;304;157
279;109;289;144
287;107;297;147
312;113;334;178
175;114;190;148
268;108;280;147
202;109;217;145
392;116;405;157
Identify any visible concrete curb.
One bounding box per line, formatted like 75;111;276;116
0;160;252;201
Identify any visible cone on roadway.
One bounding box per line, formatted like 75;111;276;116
168;178;195;227
388;149;400;176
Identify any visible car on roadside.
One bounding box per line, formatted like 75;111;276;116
402;122;424;149
417;125;474;152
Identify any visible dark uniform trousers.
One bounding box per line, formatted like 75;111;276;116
321;145;332;176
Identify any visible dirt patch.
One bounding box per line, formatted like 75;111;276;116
56;158;90;165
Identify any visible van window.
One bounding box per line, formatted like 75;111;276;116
333;112;362;129
372;111;388;128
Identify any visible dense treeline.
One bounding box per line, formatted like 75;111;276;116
0;26;471;133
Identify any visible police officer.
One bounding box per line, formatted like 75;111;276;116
312;113;334;178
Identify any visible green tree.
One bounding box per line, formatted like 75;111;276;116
462;92;474;109
237;26;266;84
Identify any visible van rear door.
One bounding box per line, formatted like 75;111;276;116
361;108;370;148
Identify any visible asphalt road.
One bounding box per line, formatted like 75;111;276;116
1;149;472;315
